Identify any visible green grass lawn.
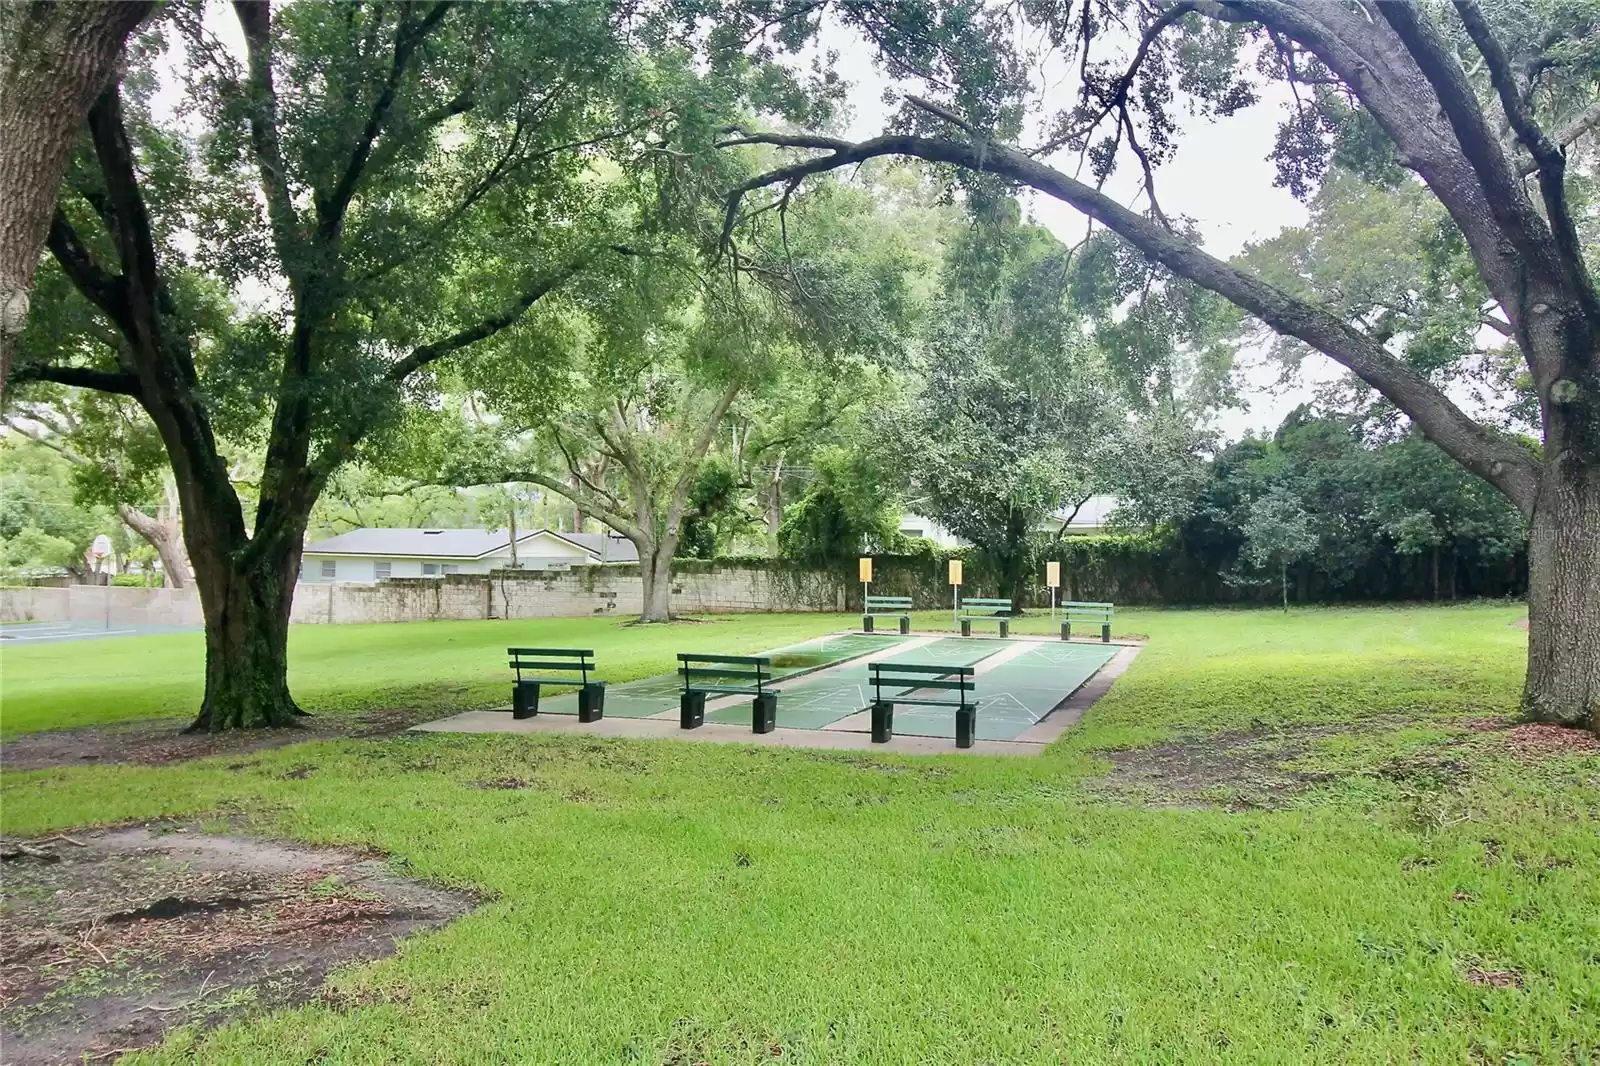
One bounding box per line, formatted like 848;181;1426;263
4;602;1598;1064
0;613;864;736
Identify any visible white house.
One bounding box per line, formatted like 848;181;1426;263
298;528;638;583
898;496;1123;547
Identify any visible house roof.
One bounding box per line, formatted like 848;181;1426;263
303;527;639;562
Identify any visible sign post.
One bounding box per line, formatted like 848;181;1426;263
948;558;963;630
858;557;873;623
1046;560;1061;623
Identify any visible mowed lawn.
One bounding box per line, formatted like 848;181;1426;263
4;602;1598;1064
0;612;863;736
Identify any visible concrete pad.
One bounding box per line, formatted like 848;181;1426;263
410;707;1049;756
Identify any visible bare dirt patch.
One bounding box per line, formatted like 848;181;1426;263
1097;715;1597;811
1093;724;1354;810
0;708;435;772
0;824;476;1065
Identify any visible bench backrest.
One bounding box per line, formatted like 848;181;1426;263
960;598;1012;615
868;662;975;701
678;653;773;691
1061;601;1115;620
508;647;594;684
864;596;914;610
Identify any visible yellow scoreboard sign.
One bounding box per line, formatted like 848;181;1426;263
1046;560;1061;588
948;558;963;586
858;557;873;583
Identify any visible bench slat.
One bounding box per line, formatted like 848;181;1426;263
692;684;780;696
878;679;973;692
882;697;970;708
677;653;771;665
508;647;594;657
508;660;593;672
512;675;596;686
870;663;973;676
681;668;768;681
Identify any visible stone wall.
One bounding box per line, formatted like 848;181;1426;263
287;564;847;624
0;585;206;626
1;565;849;627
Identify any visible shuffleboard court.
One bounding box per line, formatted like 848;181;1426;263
889;640;1119;741
706;637;1008;730
530;631;911;718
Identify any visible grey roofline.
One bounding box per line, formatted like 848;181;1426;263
306;529;601;561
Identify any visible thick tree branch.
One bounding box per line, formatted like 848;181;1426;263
450;469;646;544
45;210;129;329
387;253;595;381
232;0;304;282
9;361;143;396
318;0;455;240
721;129;1541;514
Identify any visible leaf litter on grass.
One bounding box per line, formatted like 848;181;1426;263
0;823;476;1066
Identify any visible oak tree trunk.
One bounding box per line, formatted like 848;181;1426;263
1523;455;1600;729
637;537;676;623
184;525;304;732
0;0;151;388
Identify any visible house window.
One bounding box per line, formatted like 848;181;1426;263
441;564;459;575
374;561;391;580
320;559;336;579
422;563;439;576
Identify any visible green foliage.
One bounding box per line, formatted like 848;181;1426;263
0;438;112;573
776;447;902;566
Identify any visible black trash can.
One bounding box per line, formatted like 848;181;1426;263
955;703;977;749
680;690;706;729
752;691;777;734
512;681;539;720
898;616;911;635
578;681;606;723
871;700;893;743
862;615;875;633
960;619;972;637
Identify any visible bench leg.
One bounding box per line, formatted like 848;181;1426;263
998;619;1009;639
862;615;874;633
578;682;605;723
955;703;976;749
751;691;777;734
679;691;706;730
960;619;971;637
871;700;893;743
899;616;910;635
512;681;539;720
1101;623;1111;643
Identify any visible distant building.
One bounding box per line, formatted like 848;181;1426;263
298;528;637;583
898;496;1123;548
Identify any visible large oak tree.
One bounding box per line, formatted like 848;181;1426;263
7;0;770;729
717;0;1600;729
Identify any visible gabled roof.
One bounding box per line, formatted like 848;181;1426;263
303;527;639;562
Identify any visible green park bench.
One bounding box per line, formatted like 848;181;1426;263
678;653;779;733
508;648;605;722
958;597;1012;638
866;661;980;748
861;595;913;634
1061;601;1115;643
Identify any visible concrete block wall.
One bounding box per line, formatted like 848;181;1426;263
3;564;848;628
0;585;206;626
